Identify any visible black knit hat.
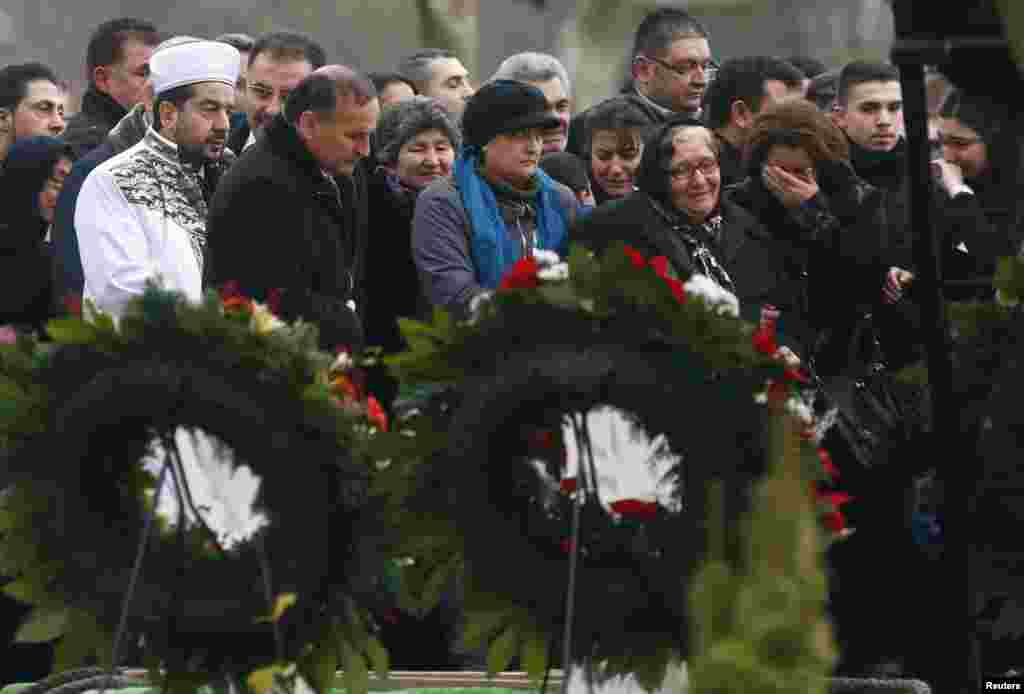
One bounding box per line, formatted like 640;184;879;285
462;79;561;149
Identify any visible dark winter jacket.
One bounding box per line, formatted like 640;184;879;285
61;87;129;159
363;168;432;354
573;189;787;332
727;164;891;374
205;114;368;351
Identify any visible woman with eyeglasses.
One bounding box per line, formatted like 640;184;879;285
574;119;786;323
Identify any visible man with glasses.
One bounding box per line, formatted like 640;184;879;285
226;32;326;156
63;18;161;159
0;62;67;166
566;8;714;157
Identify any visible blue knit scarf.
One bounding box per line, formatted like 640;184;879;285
455;147;569;289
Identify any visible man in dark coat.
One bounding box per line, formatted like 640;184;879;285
206;66;378;352
565;8;713;157
62;18;160;159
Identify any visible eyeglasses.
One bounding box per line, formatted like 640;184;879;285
638;55;718;83
670;159;719;181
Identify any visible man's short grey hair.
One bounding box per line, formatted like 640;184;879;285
490;52;570;94
398;49;456;90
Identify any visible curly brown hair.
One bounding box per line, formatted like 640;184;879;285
743;98;850;177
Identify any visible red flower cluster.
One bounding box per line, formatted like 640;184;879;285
623;246;686;304
328;350;389;432
817;490;853;532
610;498;660;522
367;395;389;432
219;280;254;314
499;256;541;290
62;293;83;317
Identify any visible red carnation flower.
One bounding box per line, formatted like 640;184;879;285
818;490;853;509
752;325;778;356
818;449;839;481
822;510;847;533
560;478;578;494
499;256;540;290
664;276;687;304
622;245;646;269
223;296;253;313
367;395;389;432
610;498;660;521
63;293;83;317
649;255;670;278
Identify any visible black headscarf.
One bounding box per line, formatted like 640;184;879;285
0;136;74;249
0;136;71;329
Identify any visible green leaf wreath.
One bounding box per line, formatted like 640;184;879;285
0;286;388;693
369;243;836;690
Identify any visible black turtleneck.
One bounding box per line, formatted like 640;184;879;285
847;137;906;193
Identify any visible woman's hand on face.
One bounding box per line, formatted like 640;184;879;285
762;164;818;209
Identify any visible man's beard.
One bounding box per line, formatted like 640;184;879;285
176;128;227;167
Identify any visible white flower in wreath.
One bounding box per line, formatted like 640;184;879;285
533;249;570;283
538;262;570;282
683;274;740;317
533;249;562;267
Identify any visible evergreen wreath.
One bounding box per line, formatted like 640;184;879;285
371;244;839;689
0;287;385;686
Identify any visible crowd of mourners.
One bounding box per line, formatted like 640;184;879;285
0;6;1021;684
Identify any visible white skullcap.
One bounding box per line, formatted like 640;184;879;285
150;40;240;95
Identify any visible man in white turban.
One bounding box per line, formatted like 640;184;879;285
75;40;240;316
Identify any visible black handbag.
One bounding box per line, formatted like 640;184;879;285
809;313;912;474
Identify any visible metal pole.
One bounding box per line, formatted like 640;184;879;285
889;17;976;692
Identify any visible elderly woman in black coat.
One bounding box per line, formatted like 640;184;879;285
573;119;787;327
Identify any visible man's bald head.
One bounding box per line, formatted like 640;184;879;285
284;64;377;123
286;64;380;177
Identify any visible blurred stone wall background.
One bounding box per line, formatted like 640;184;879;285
0;0;892;113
